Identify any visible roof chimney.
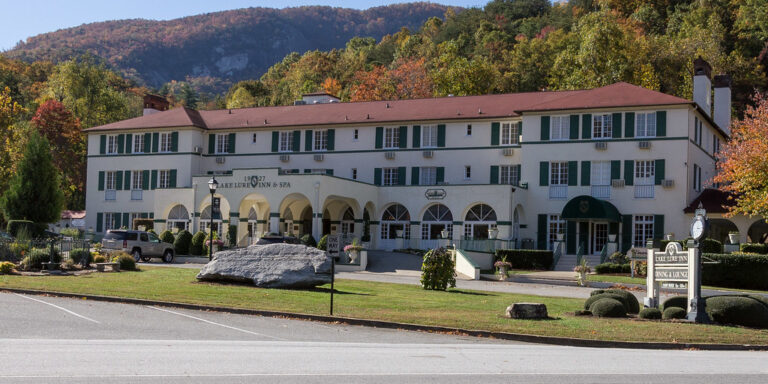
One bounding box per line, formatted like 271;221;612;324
692;57;712;116
143;94;169;116
713;74;732;135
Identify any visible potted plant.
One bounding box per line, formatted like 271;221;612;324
343;238;363;263
395;229;404;238
494;259;512;281
441;229;449;239
608;234;617;242
573;257;591;287
728;231;739;244
205;231;224;253
489;228;499;240
556;233;564;241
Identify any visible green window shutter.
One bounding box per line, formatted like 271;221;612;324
566;221;576;254
397;167;406;185
99;135;106;154
96;213;103;233
515;164;521;185
228;133;236;153
125;134;133;153
124;170;131;190
170;169;177;188
114;213;122;229
411;167;420;185
142;170;149;190
581;161;591;186
171;132;179;152
569;115;579;140
98;171;105;191
305;130;313;151
611;160;621;180
271;131;279;152
412;125;421;148
398;126;407;148
568;161;578;186
140;213;148;219
303;169;311;174
625;112;635;138
436;167;445;184
208;134;215;154
539;162;549;186
612;113;622;138
653;215;664;240
537;214;547;250
624;160;634;186
143;133;151;153
327;129;335;151
490;165;499;184
117;134;124;154
151;170;158;190
122;213;129;229
491;122;500;145
655;159;665;185
375;127;383;149
656;110;666;137
292;130;300;152
152;133;159;152
517;121;523;140
437;124;446;147
621;215;632;253
325;169;334;176
374;168;382;185
115;171;123;190
582;114;592;139
540;116;550;141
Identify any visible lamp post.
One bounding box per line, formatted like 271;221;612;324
208;176;218;261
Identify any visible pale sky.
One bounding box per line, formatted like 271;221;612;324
0;1;488;51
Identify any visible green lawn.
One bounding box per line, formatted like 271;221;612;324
2;267;767;345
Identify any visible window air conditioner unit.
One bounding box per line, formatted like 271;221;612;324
501;147;514;156
193;146;203;154
385;151;396;160
422;150;434;158
611;179;625;188
638;141;651;150
662;179;675;188
215;157;225;164
280;154;290;162
595;141;608;150
314;154;324;162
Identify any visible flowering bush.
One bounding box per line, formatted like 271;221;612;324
494;260;512;269
343;238;363;253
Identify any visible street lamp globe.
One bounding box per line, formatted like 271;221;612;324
208;177;218;194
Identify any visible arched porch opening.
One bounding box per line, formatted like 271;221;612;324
748;219;768;244
166;204;190;233
379;203;410;251
709;218;739;245
463;203;497;240
420;203;453;250
278;193;312;236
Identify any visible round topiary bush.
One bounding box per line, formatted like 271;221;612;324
174;230;193;255
584;293;629;312
662;307;687;320
69;249;93;265
589;298;627;317
662;296;688;311
159;230;175;244
600;289;640;314
705;295;768;329
112;252;137;271
190;231;206;256
317;234;328;251
638;307;662;319
300;234;317;248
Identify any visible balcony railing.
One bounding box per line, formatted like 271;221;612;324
549;185;568;199
105;189;116;201
634;185;655;198
131;189;143;201
591;185;611;199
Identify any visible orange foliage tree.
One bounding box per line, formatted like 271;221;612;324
350;58;433;102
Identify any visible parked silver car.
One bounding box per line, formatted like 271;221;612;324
101;230;175;263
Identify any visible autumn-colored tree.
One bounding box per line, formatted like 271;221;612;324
0;87;28;212
350;66;395;102
714;93;768;218
321;78;342;96
389;58;434;99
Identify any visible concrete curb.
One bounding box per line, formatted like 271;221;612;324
3;287;768;351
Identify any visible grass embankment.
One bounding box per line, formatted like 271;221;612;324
587;274;768;294
1;267;767;345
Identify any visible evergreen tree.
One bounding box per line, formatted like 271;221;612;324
0;131;64;225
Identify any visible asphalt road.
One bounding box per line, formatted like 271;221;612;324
1;291;767;383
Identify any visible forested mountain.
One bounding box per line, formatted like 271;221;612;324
4;3;455;90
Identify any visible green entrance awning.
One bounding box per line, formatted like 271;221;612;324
561;195;621;223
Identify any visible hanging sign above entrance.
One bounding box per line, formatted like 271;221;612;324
212;175;292;190
425;189;446;200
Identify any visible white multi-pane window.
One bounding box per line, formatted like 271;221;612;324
420;167;437;185
129;213;142;230
279;131;293;152
132;171;143;190
421;125;437;148
501;122;520;145
500;165;519;185
550;162;568;185
593;114;612;139
548;215;565;250
591;161;611;199
466;124;472;135
107;135;118;154
105;171;117;190
159;170;171;189
159;132;172;152
635;160;655;185
550;116;570;141
635;112;656;138
353;129;359;140
384;127;399;149
464;166;471;180
383;168;398;186
133;134;145;153
104;213;118;230
216;134;229;154
633;215;654;247
314;129;328;151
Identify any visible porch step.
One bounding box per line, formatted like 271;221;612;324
554;254;603;271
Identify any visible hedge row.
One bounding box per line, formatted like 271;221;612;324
595;263;631;274
702;253;768;291
660;238;722;253
740;243;768;255
495;249;553;270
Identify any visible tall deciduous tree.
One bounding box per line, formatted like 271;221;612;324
0;87;28;207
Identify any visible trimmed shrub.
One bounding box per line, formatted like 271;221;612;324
133;218;153;231
702;253;768;290
420;247;456;291
590;298;626;317
495;249;554;270
69;249;93;265
174;230;193;255
190;231;206;256
300;234;317;248
663;307;687;320
585;293;630;313
607;251;629;264
590;289;640;314
705;295;768;329
93;254;106;263
227;225;238;248
639;308;662;319
662;296;688;311
740;243;768;255
317;234;328;251
159;230;175;245
0;261;15;274
700;238;723;254
112;252;137;271
595;263;631;274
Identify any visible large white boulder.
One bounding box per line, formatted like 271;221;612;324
196;243;332;288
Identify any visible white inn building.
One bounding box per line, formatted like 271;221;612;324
86;58;758;269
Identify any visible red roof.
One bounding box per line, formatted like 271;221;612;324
61;210;86;219
85;83;692;132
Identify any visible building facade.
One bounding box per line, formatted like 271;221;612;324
84;61;737;265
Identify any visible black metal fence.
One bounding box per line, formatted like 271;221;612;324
0;238;92;264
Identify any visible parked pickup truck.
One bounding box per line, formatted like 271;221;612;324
101;230;174;263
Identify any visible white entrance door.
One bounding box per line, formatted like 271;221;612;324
591;223;608;255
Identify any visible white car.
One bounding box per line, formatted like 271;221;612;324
101;230;174;262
